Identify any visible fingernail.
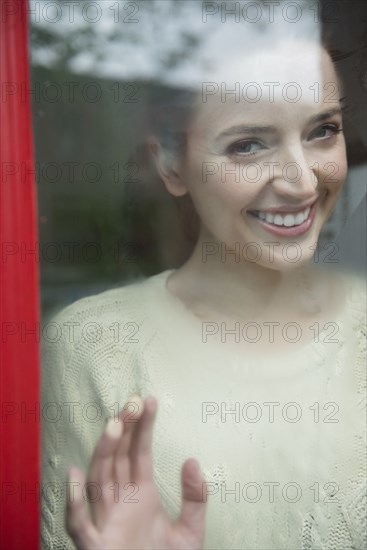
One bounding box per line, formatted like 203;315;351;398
124;394;144;420
105;417;123;438
67;467;83;502
68;466;79;484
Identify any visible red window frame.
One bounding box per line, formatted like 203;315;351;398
1;1;40;548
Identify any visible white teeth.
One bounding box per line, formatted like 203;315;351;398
295;212;305;224
255;205;311;227
283;214;296;227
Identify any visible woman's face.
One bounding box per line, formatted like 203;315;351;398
176;42;347;271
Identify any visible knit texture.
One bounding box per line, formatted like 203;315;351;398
41;269;366;549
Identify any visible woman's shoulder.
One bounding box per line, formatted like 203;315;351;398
318;267;366;322
41;271;173;399
340;272;366;402
50;270;171;325
41;270;173;370
341;270;366;324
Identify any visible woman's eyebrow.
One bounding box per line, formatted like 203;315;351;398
214;125;277;143
213;107;343;144
307;107;342;125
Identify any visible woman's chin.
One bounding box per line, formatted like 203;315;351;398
245;238;322;272
241;217;327;271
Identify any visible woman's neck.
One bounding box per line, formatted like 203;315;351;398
168;229;325;323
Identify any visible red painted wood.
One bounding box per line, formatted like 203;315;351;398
1;1;40;548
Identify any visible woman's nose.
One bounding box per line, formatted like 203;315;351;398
270;145;319;200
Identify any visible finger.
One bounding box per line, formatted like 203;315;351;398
87;417;123;527
129;395;158;483
176;458;207;542
66;467;98;549
115;395;144;481
88;417;123;486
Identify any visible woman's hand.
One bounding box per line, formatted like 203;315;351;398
65;395;207;549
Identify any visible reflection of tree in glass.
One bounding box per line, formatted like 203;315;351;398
30;0;203;77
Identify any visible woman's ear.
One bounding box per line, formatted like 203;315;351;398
147;136;188;197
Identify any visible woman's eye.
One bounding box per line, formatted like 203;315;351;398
308;124;342;141
227;140;265;156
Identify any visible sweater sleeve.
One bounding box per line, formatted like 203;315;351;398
41;287;143;550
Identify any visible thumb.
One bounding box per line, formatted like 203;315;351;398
177;458;207;542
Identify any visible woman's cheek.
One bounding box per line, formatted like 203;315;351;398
201;180;257;214
204;166;265;204
321;154;347;195
186;152;267;214
325;140;348;186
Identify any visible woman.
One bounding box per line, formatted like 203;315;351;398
41;34;366;550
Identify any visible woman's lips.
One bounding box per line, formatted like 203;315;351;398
247;200;318;237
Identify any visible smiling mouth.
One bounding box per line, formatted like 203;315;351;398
249;206;311;228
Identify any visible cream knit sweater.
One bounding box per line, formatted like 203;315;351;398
41;269;366;550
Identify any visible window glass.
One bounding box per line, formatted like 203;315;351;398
30;0;366;322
